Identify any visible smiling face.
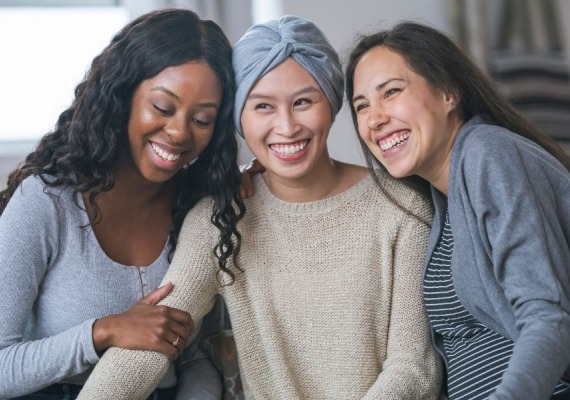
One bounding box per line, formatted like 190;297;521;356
240;58;333;184
126;61;222;184
352;46;460;190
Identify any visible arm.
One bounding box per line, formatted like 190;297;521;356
92;282;194;359
462;137;570;400
363;195;443;400
78;200;221;400
0;179;99;398
0;179;195;398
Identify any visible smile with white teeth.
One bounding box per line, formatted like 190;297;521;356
269;140;308;156
151;143;181;162
379;132;411;151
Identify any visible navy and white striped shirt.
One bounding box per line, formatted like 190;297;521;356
424;210;568;399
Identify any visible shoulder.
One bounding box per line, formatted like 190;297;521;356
1;175;68;245
180;196;229;240
374;169;432;211
452;117;568;188
363;169;433;226
7;175;69;213
454;117;561;172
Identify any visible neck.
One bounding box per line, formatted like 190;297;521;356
109;163;175;207
423;117;465;196
263;152;344;203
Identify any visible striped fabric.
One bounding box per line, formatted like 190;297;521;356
423;210;568;399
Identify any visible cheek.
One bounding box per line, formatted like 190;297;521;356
196;130;216;151
356;115;370;141
242;117;269;144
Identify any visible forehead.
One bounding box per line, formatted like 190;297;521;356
355;46;410;79
138;61;222;100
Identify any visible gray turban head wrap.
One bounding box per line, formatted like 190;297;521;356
232;15;344;137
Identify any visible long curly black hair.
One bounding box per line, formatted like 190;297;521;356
0;8;245;280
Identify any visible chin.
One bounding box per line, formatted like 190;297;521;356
383;166;412;179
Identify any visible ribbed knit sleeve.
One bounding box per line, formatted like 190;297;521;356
362;189;442;399
78;199;221;400
0;177;100;398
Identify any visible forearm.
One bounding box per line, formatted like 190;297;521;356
366;210;442;399
78;347;170;399
491;324;570;400
361;348;442;400
0;319;99;398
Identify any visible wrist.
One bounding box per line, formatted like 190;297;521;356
92;316;114;354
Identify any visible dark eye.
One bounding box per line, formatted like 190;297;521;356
384;88;401;98
294;98;311;107
154;104;173;115
254;103;271;110
354;103;369;113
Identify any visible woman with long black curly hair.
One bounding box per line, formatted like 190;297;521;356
0;8;244;399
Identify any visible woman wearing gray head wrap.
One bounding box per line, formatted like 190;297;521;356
77;15;443;400
233;15;344;137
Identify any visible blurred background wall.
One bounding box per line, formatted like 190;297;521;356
1;0;569;187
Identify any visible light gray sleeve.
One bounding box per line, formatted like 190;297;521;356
0;178;99;398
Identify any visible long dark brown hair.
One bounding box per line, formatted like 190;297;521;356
345;21;570;174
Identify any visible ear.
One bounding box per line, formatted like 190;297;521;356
443;92;459;112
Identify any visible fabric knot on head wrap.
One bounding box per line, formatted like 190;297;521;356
232;15;344;137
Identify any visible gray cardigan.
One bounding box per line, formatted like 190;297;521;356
425;116;570;400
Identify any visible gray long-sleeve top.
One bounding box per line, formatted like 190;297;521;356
0;176;179;398
426;116;570;400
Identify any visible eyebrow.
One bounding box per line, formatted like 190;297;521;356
351;78;403;104
247;86;322;101
151;86;219;109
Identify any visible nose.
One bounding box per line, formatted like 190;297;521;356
274;109;301;137
367;102;388;131
164;115;190;143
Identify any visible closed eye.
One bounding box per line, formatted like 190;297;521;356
192;117;213;128
154;104;173;115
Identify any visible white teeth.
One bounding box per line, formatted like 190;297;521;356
379;132;410;151
270;140;308;156
151;143;181;161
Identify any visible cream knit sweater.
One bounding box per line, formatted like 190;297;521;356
78;172;442;400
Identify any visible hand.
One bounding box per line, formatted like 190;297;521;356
92;282;194;360
240;158;265;199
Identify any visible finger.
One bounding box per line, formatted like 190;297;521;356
246;158;265;174
169;318;195;343
159;306;194;328
140;282;173;305
164;333;185;360
239;172;254;199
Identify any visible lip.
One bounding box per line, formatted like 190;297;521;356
373;129;408;144
268;139;310;160
373;129;410;151
149;141;189;169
